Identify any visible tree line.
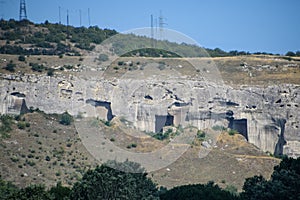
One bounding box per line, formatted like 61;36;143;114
0;157;299;199
1;19;298;58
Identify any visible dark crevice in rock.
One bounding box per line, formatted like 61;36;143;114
10;92;26;98
86;99;114;121
228;118;248;140
274;119;287;156
155;114;174;133
144;95;153;100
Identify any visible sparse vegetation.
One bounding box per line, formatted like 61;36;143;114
0;114;13;139
228;129;238;136
18;55;26;62
212;125;226;131
97;54;109;62
4;61;16;72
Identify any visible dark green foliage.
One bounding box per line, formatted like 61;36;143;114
17;121;26;129
4;62;16;72
122;48;181;58
241;157;300;200
70;160;159;200
18;55;26;62
159;181;239;200
152;129;173;141
212;125;226;131
59;112;73;126
15;185;51;200
49;182;71;200
47;68;55;76
0;19;117;55
30;63;45;72
197;130;206;140
285;51;296;57
228;129;238;136
0;177;19;200
0;114;13;139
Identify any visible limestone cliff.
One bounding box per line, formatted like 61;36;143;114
0;71;299;157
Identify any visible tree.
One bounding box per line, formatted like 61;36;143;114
241;175;268;200
0;176;19;199
4;62;16;72
285;51;296;57
59;112;72;125
159;181;239;200
241;157;300;200
14;185;51;200
18;55;26;62
49;181;71;200
70;160;159;200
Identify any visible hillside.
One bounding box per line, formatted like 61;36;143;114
0;19;299;194
0;111;280;191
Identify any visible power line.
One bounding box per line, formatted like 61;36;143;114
159;10;167;40
88;8;91;26
151;14;154;48
59;6;61;24
19;0;27;21
0;1;5;19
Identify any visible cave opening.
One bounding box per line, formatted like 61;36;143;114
155;114;174;133
229;118;248;140
86;99;114;121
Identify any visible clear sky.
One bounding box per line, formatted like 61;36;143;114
1;0;299;54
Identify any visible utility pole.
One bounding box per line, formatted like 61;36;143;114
0;1;5;19
19;0;27;21
159;10;166;40
79;9;82;26
59;6;61;24
88;8;91;26
151;14;154;48
67;9;69;38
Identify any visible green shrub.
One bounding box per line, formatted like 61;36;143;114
4;62;16;72
197;130;206;140
30;63;45;72
18;55;26;62
47;68;54;76
17;122;26;130
59;112;72;125
212;125;226;131
0;114;13;138
228;129;238;136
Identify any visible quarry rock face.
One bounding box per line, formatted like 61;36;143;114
0;72;299;158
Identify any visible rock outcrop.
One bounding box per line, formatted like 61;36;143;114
0;71;299;157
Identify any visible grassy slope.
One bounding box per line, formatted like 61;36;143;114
0;112;280;191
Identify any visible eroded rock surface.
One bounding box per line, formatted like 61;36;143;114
0;72;299;157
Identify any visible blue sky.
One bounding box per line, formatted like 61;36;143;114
1;0;299;54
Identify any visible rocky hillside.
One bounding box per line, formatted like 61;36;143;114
0;19;299;191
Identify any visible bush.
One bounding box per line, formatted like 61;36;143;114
4;62;16;72
30;63;45;72
285;51;296;57
17;122;26;130
212;125;226;131
228;129;238;136
197;130;206;140
47;68;54;76
18;55;26;62
59;112;72;125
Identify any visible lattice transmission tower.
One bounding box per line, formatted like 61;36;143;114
19;0;27;21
